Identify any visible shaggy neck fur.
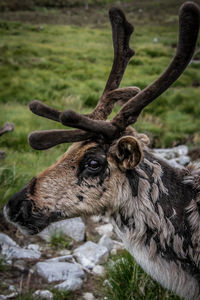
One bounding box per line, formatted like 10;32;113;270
110;150;200;300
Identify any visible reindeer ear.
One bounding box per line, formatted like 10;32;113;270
110;136;143;171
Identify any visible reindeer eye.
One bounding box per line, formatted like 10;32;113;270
87;159;101;171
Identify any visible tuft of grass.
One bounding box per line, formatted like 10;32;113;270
50;232;71;250
15;292;35;300
103;250;181;300
51;289;75;300
0;257;11;272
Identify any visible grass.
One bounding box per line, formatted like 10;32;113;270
50;232;71;250
0;257;11;272
103;250;181;300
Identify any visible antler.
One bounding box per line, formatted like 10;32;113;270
29;2;200;150
29;7;137;149
112;2;200;130
59;2;200;136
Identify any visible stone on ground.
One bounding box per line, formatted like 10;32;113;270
33;290;53;299
95;224;113;237
54;278;83;291
74;241;109;269
83;292;95;300
98;234;113;251
35;261;85;283
38;217;85;242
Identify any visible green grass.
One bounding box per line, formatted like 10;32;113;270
0;257;11;272
50;232;72;250
103;250;181;300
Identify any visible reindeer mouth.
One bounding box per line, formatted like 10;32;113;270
3;187;59;236
3;205;36;236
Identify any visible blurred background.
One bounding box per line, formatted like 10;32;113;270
0;0;200;299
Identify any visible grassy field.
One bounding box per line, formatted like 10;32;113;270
0;1;199;299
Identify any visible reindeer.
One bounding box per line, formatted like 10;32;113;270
3;2;200;299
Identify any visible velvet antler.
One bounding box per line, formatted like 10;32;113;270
111;1;200;130
60;2;200;136
29;2;200;150
29;7;137;149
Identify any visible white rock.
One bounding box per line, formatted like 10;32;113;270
74;241;109;269
1;244;41;260
54;278;83;291
92;265;105;277
174;145;188;156
8;286;16;292
27;244;40;251
99;235;113;251
36;261;85;283
153;145;188;160
0;233;18;247
58;249;71;256
83;292;95;300
33;290;53;299
175;155;190;166
167;159;184;169
0;233;41;261
0;292;18;299
95;224;113;237
45;255;73;263
1;245;39;260
38;217;85;242
110;248;117;256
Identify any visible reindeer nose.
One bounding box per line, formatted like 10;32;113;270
4;186;30;223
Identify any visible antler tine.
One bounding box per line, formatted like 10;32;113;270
28;7;136;147
28;8;138;149
29;130;96;150
61;2;200;139
29;3;199;150
88;7;135;120
29;86;140;150
29;86;140;123
29;8;135;124
103;7;135;94
111;2;200;130
29;100;61;122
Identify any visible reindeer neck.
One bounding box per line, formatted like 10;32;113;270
110;150;200;297
110;149;199;248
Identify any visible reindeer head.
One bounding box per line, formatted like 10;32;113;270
4;3;200;235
